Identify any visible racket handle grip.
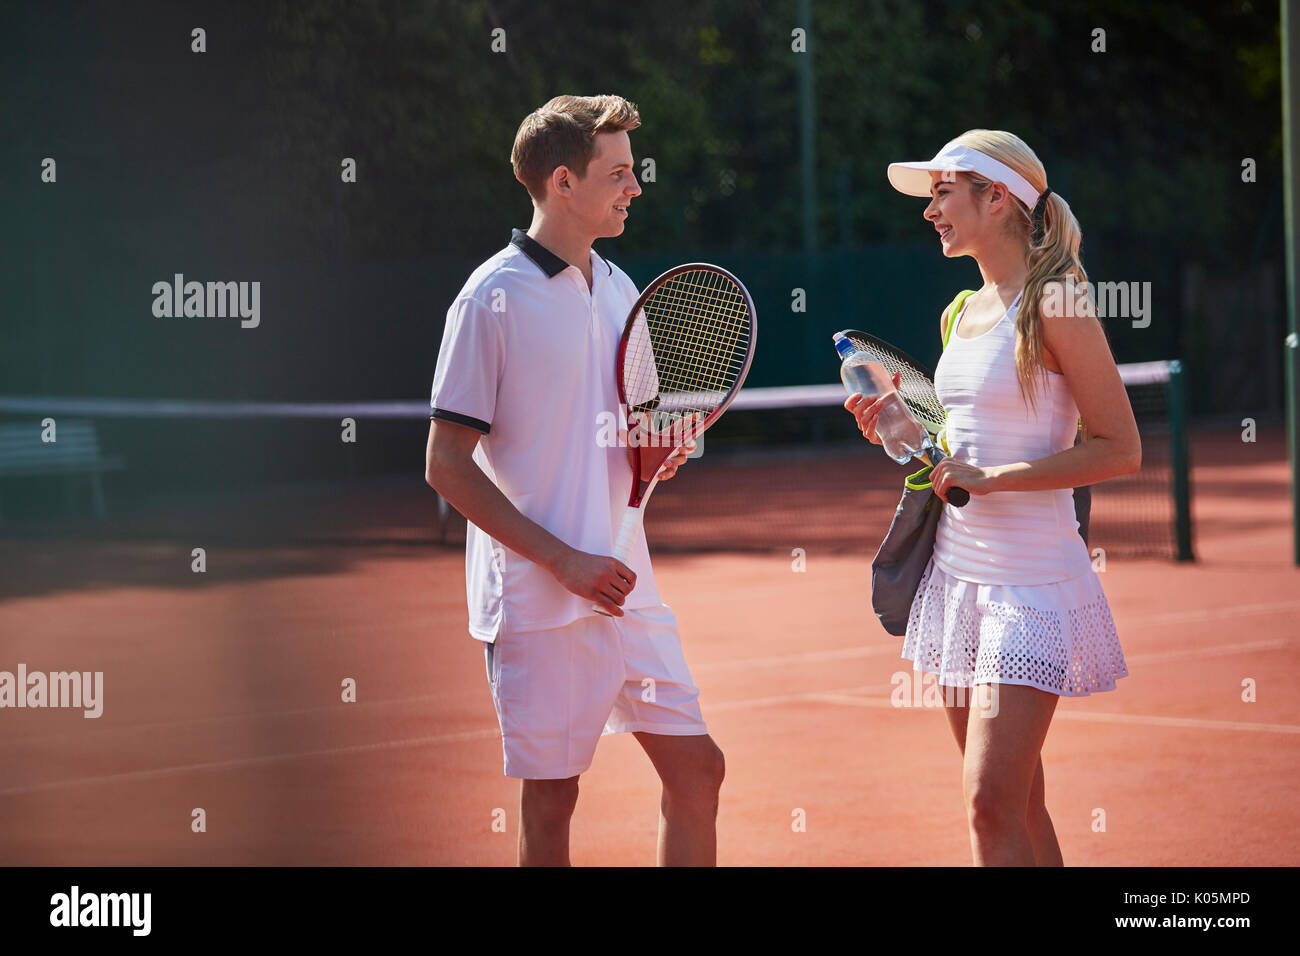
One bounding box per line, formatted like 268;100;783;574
922;446;969;507
591;506;644;616
610;505;643;563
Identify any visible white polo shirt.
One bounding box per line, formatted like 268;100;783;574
430;229;664;641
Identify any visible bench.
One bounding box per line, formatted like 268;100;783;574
0;419;125;519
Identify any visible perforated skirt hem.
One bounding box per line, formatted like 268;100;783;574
902;558;1129;699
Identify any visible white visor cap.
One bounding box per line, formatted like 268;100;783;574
887;142;1043;210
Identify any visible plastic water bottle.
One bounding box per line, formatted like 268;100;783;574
834;335;928;464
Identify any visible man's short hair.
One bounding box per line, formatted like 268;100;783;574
510;94;641;201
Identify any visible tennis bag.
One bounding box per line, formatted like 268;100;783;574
871;462;945;636
869;290;1093;637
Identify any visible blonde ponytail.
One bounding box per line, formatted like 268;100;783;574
949;130;1089;416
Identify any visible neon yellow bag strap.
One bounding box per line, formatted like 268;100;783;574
941;290;978;350
936;289;977;457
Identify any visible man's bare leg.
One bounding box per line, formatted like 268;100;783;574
519;776;580;866
634;732;725;866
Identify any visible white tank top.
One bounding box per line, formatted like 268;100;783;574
932;289;1094;585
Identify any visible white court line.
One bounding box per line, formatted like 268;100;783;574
0;727;503;799
1120;600;1300;628
706;685;886;712
809;693;900;709
0;651;896;753
693;645;904;671
1125;637;1291;665
696;610;1299;674
800;692;1300;735
1053;710;1300;734
4;678;1298;799
0;687;893;799
0;690;476;752
3;617;1295;793
0;685;888;799
3;627;1293;754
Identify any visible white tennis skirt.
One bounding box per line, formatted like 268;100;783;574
903;557;1128;698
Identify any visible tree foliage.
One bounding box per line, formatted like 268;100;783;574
246;0;1280;271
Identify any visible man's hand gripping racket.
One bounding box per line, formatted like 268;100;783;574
592;263;757;615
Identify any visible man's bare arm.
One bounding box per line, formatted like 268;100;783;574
424;419;636;615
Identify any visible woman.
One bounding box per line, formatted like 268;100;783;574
846;130;1139;866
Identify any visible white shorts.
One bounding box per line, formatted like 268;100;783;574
482;603;708;779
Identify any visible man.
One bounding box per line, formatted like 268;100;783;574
425;95;724;866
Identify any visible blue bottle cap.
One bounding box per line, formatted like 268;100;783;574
833;335;856;358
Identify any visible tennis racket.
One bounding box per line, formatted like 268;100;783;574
593;263;757;615
835;328;970;507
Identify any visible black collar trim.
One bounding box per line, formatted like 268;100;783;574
510;228;567;278
510;228;613;278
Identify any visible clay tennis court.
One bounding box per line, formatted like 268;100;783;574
1;423;1296;866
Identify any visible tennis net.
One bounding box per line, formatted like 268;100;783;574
0;359;1191;560
635;360;1191;560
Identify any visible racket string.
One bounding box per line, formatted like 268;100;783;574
842;332;947;434
623;268;753;440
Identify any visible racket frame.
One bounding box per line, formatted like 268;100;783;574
835;328;946;435
594;263;756;615
617;263;756;510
